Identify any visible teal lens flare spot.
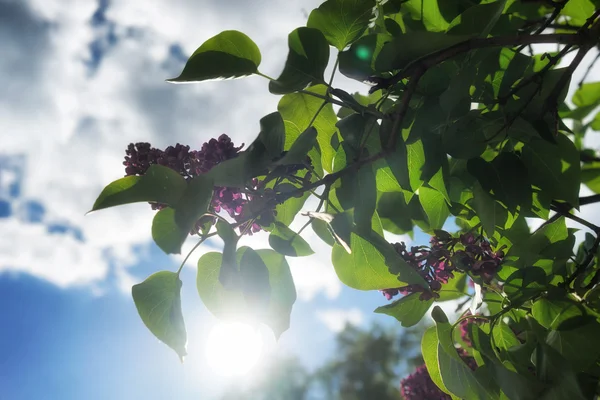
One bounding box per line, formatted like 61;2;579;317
355;45;371;61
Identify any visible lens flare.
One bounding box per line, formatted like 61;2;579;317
356;45;372;61
205;322;264;377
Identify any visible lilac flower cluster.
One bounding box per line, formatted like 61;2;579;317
123;134;275;233
400;349;477;400
400;364;451;400
381;231;504;301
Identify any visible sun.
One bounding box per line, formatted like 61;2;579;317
205;321;264;377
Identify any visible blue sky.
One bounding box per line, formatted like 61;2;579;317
0;1;439;398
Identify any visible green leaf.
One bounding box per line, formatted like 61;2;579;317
337;114;379;155
91;165;187;212
442;111;489;159
532;299;583;330
377;191;414;234
275;127;318;167
467;153;531;212
307;0;376;50
312;218;336;246
406;139;426;191
447;0;507;37
561;0;595;24
239;247;271;316
503;267;547;306
471;182;507;237
419;187;450;230
507;216;573;271
591;112;600;131
492;321;521;352
151;208;189;255
376;32;468;72
256;249;297;338
533;340;587;400
167;31;261;82
354;163;377;233
521;134;581;206
204;152;253;188
339;33;392;81
439;65;475;121
421;326;453;396
332;231;412;290
257;112;286;161
546;321;600;371
379;118;412;192
174;174;214;233
217;220;241;291
402;0;453;32
375;293;433;327
569;81;600;120
269;221;314;257
196;250;296;338
432;306;498;399
437;272;468;301
132;271;186;360
269;27;329;94
581;162;600;193
278;84;338;172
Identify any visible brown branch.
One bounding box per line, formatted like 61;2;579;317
550;204;600;233
581;194;600;206
372;33;588;92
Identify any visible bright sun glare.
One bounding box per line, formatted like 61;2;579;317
205;322;264;377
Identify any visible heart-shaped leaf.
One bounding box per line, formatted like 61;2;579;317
132;271;187;361
168;30;261;82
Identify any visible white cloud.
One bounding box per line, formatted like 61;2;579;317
0;0;341;294
316;307;364;332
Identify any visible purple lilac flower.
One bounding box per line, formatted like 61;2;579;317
123;134;277;234
380;231;504;301
400;364;451;400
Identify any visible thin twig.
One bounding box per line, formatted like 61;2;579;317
550;204;600;233
298;89;385;119
516;1;568;52
578;51;600;87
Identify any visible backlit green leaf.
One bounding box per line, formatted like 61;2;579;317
132;271;187;360
269;222;315;257
307;0;376;50
168;31;261;82
91;165;186;212
521;134;580;206
419;187;450;230
151;208;189;255
196;249;296;338
375;293;433;327
376;32;468;72
269;27;329;94
278;85;338;172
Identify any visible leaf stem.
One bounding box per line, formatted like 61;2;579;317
176;234;212;276
255;71;275;81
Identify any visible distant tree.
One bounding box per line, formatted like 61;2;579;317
221;357;311;400
314;323;427;400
